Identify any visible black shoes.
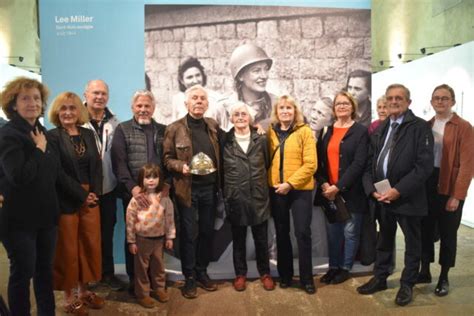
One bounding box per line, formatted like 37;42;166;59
415;272;432;284
302;283;317;294
196;274;218;291
320;269;339;284
279;278;292;289
434;279;449;297
331;269;350;284
357;277;387;295
182;277;198;299
395;285;413;306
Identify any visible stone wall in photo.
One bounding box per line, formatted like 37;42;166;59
145;5;370;124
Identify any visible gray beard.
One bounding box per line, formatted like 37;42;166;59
137;118;151;125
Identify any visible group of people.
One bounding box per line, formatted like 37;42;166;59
0;70;471;316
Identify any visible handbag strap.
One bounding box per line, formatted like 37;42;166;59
270;129;293;163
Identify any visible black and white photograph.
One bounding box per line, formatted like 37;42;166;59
145;4;371;277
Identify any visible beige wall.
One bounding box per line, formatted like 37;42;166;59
372;0;474;71
0;0;40;73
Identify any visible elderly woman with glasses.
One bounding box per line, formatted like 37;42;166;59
223;101;275;292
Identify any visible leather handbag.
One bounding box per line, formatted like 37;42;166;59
314;191;351;224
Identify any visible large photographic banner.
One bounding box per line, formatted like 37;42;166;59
39;0;371;279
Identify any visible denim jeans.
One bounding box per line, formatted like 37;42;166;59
2;227;57;316
328;212;363;271
178;183;216;278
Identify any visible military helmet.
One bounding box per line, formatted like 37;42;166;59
229;43;273;79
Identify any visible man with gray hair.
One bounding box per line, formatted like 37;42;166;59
358;83;433;306
163;84;224;299
83;79;123;290
111;89;167;296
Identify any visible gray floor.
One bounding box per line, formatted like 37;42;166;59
1;225;473;315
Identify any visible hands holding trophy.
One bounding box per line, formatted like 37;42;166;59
186;152;216;175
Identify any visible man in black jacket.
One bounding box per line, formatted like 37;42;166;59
111;89;167;295
357;84;434;306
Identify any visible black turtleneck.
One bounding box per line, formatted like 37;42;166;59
186;114;217;185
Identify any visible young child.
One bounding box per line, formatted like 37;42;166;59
126;163;175;308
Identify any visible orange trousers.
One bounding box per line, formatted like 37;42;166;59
53;186;101;290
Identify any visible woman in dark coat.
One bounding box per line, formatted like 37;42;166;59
0;77;85;315
47;92;105;314
223;101;274;292
315;91;369;285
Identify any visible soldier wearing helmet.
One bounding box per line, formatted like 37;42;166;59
219;43;277;130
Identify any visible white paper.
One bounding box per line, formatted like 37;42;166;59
374;179;392;194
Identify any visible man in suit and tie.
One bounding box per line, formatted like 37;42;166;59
358;84;434;306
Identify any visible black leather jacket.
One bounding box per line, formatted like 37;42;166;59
223;128;271;226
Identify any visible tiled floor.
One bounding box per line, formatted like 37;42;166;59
1;225;473;315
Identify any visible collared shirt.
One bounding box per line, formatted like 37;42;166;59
378;114;405;177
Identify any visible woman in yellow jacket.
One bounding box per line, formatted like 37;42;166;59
268;95;317;294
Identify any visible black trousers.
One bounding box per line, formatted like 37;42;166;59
231;221;270;277
374;207;421;287
122;196;134;280
271;189;313;285
2;227;57;316
179;183;216;279
421;168;464;267
99;189;117;277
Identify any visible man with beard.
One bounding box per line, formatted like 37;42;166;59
111;90;167;295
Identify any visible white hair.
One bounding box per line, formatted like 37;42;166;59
184;84;208;100
131;89;155;106
229;101;255;124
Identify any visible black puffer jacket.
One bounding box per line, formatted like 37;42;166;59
223;128;270;226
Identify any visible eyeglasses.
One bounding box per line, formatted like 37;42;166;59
432;96;451;102
335;101;351;107
232;111;249;118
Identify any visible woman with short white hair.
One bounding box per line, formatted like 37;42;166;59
223;101;275;292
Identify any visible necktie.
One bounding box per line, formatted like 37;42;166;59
376;122;399;179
